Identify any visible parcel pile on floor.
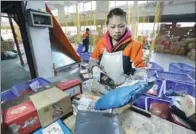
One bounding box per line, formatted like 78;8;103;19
155;24;196;60
1;62;196;133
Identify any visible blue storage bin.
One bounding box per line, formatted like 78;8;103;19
149;62;164;70
133;95;150;110
169;62;195;80
156;71;195;84
161;80;195;100
133;79;164;109
1;89;17;103
147;69;159;77
77;44;83;56
144;79;164;97
147;62;164;77
11;77;51;97
145;97;170;111
80;52;91;62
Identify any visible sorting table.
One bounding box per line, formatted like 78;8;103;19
62;90;195;134
63;103;195;134
1;74;195;134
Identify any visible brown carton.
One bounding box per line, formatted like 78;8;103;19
29;87;72;127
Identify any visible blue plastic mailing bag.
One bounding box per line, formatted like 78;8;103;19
95;81;153;110
33;120;72;134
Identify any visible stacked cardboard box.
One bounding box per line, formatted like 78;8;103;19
30;87;72;127
155;24;195;56
1;40;14;52
186;38;195;61
155;35;188;56
2;87;73;134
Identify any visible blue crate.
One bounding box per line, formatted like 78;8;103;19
148;62;164;77
80;52;91;62
1;89;17;103
149;62;164;70
145;79;164;97
169;62;195;80
148;69;159;77
161;80;195;100
11;77;51;97
133;79;164;109
156;71;195;84
145;97;170;111
77;44;84;56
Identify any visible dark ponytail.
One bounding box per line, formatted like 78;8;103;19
106;8;127;25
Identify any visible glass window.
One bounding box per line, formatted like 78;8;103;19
64;7;68;14
83;1;96;12
84;2;91;11
78;2;84;13
51;9;58;16
92;1;96;10
138;1;147;5
128;1;134;6
68;5;76;13
116;1;127;7
109;1;115;8
177;22;195;27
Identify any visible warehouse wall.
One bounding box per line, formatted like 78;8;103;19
25;1;54;78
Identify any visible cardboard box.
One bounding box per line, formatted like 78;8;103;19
30;87;72;127
3;101;41;134
188;49;196;61
180;95;196;122
1;41;14;52
56;79;82;98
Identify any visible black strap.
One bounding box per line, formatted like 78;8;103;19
113;40;132;52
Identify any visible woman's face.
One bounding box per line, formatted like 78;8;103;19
107;15;127;41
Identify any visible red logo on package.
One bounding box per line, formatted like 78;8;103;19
56;79;82;95
3;101;41;134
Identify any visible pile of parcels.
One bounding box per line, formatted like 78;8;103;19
155;24;196;60
1;40;15;52
1;83;76;134
186;38;196;61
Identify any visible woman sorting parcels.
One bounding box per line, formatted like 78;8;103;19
91;8;146;85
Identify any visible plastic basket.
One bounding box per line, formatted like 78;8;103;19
80;52;91;62
156;71;195;84
147;62;164;77
145;97;170;111
133;79;164;109
77;44;84;56
148;62;164;70
145;79;163;97
11;77;51;97
169;62;195;80
148;69;159;77
161;80;195;100
133;95;148;110
1;89;17;103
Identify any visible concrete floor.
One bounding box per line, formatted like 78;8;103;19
1;56;31;91
150;52;195;70
1;52;195;91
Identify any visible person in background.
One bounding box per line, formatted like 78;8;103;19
90;8;146;85
82;28;90;52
